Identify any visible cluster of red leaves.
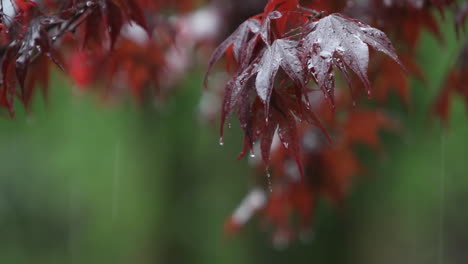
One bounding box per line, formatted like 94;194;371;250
204;0;402;244
205;0;401;174
0;0;199;116
206;0;467;245
0;0;466;247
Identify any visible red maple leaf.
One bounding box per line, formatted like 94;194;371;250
205;0;402;172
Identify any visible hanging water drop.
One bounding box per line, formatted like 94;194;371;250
249;150;255;158
219;137;224;146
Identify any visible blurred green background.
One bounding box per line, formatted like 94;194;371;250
0;12;467;264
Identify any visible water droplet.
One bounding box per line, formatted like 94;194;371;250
249;150;255;158
269;11;282;19
219;137;224;146
319;51;332;59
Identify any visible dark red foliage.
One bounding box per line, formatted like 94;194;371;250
0;0;197;115
0;0;466;247
216;0;466;246
205;0;402;173
0;0;149;115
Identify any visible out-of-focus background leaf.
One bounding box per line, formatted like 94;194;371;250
0;10;467;264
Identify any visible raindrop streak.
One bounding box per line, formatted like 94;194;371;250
439;132;446;264
266;168;273;193
68;179;80;264
112;141;121;222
